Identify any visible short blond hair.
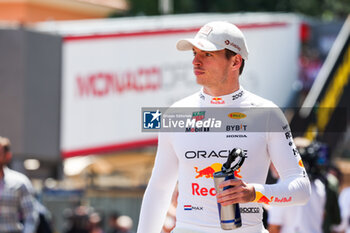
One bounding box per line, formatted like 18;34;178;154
0;136;11;152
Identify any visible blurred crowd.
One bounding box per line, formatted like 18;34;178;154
62;206;135;233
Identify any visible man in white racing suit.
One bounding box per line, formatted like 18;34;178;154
137;21;311;233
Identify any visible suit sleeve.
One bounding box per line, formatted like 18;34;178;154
252;107;311;206
137;132;179;233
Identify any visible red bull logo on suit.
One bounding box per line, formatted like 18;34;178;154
194;163;242;179
211;97;225;104
255;192;274;205
194;163;222;178
254;191;292;204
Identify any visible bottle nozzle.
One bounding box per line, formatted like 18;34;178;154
222;148;246;173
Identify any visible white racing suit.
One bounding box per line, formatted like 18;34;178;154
137;87;311;233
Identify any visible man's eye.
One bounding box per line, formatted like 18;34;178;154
205;53;212;57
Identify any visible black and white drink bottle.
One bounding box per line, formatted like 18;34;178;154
213;148;247;230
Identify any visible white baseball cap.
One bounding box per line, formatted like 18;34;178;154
176;21;249;60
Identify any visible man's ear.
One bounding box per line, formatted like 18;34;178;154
232;54;242;70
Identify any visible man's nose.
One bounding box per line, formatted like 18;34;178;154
192;54;201;66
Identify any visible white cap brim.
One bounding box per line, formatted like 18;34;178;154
176;38;225;52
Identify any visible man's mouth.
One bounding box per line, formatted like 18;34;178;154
194;69;205;75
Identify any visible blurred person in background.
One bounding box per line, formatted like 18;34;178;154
88;212;104;233
107;212;121;233
333;185;350;233
137;21;311;233
0;136;39;233
299;46;323;94
34;196;53;233
323;164;343;233
298;140;341;233
64;205;92;233
332;166;349;233
115;215;135;233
